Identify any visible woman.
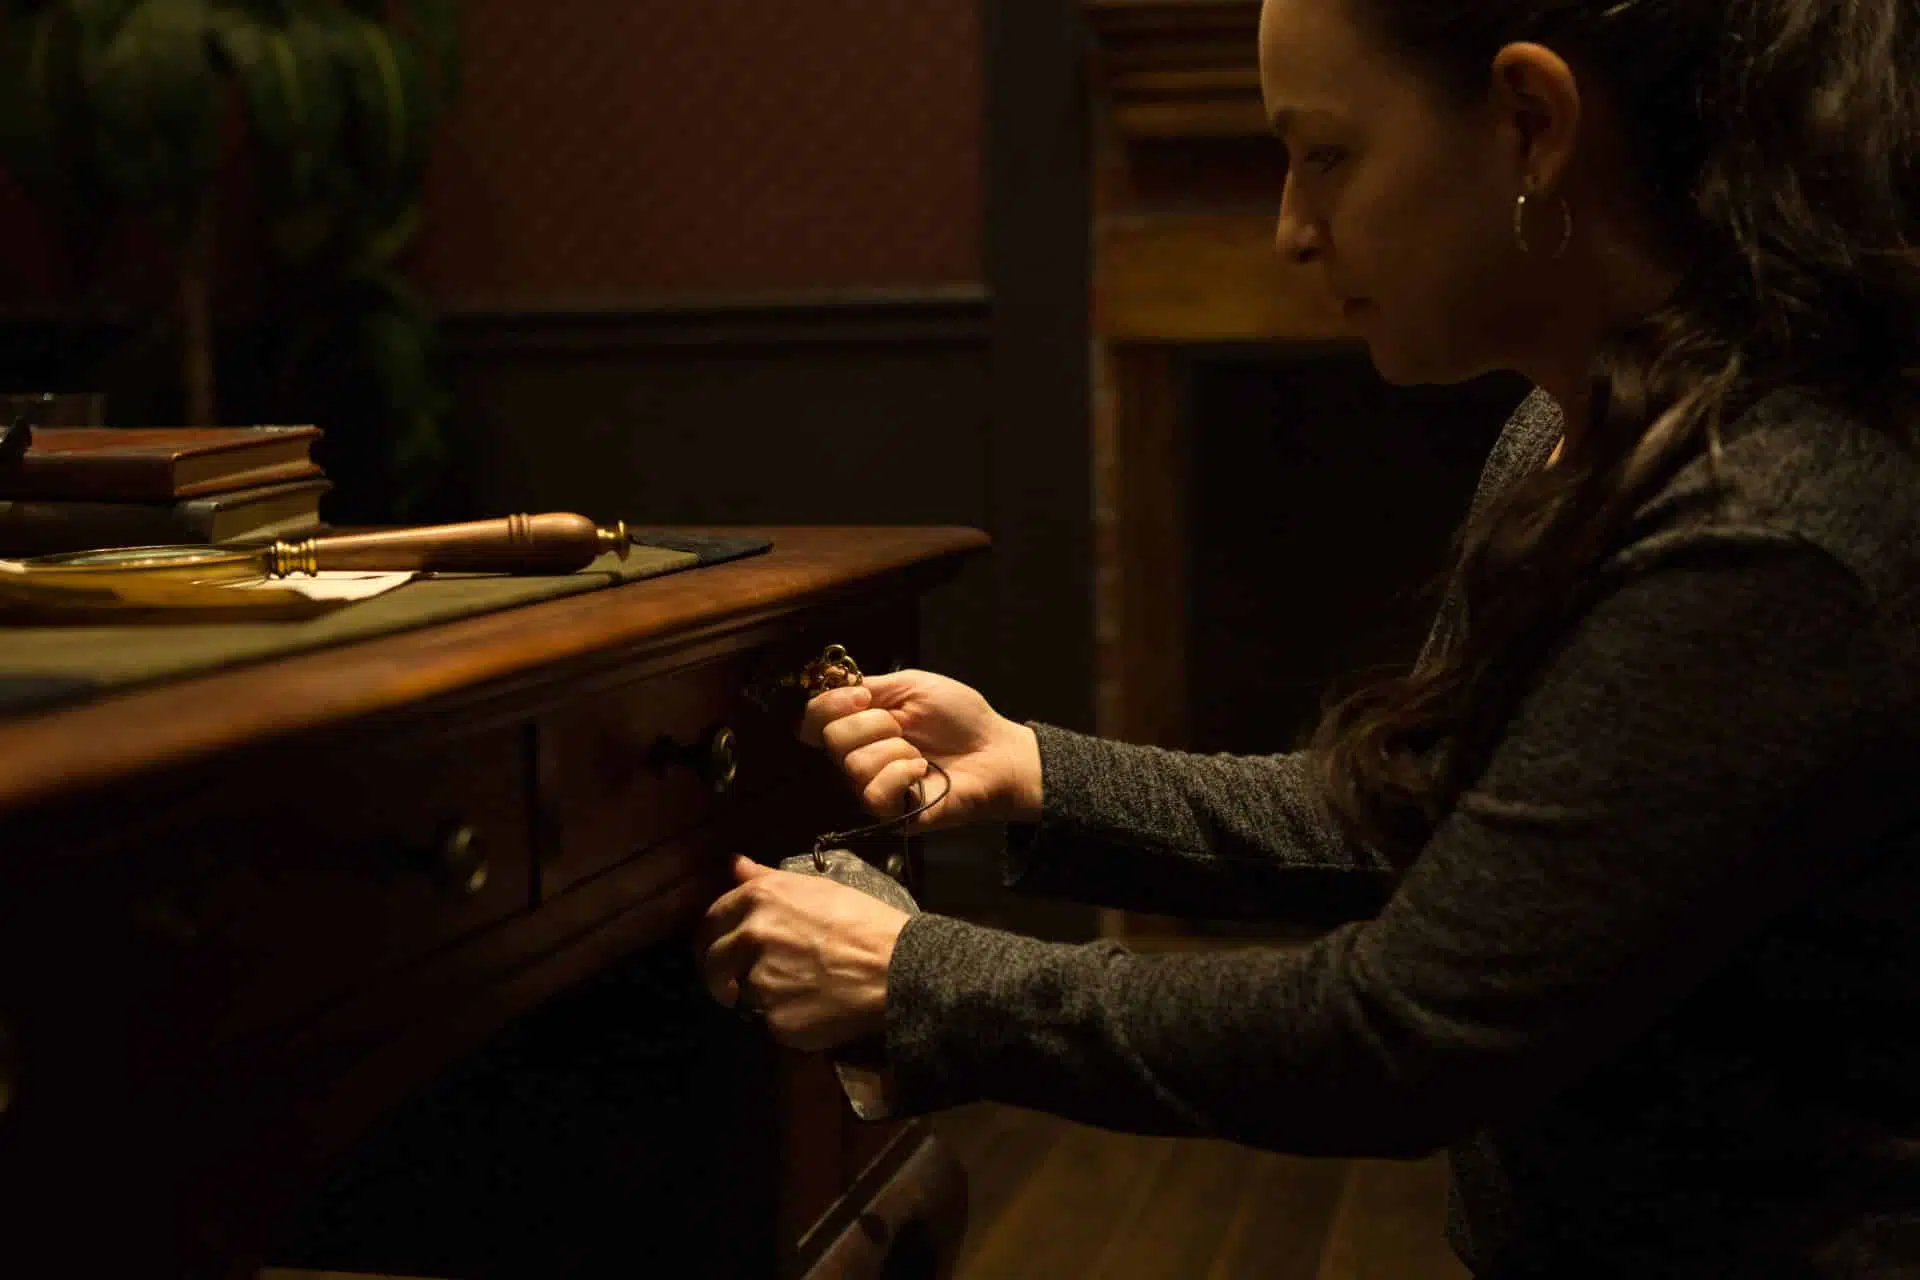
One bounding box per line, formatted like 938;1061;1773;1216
697;0;1920;1272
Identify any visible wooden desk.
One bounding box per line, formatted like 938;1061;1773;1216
0;526;983;1279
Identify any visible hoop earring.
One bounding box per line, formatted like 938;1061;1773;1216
1514;189;1574;260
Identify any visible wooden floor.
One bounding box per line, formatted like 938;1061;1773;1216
267;941;1471;1280
263;932;1466;1279
932;1103;1470;1280
265;1107;1467;1280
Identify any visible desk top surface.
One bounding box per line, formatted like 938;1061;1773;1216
0;525;986;819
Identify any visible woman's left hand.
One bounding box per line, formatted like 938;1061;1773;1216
695;854;911;1052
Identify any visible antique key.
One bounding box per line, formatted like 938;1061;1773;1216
744;642;861;727
798;643;864;697
790;645;924;885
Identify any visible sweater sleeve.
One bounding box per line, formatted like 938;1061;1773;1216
885;534;1898;1157
1002;729;1397;924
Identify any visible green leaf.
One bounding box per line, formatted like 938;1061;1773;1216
210;7;340;203
2;0;460;512
0;6;76;179
267;200;333;263
341;0;458;103
352;278;450;514
67;0;143;51
1;3;122;232
239;1;435;255
332;13;428;186
353;199;420;272
360;21;409;176
83;0;223;238
401;0;458;102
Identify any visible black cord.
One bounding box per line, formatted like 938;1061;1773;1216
810;759;951;863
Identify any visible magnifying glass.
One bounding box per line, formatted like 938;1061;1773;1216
13;544;268;588
0;514;634;620
6;514;632;586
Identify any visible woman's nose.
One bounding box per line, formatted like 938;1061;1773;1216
1275;203;1322;266
1282;214;1328;264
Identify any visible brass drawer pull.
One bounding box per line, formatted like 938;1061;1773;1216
646;725;739;794
704;726;740;793
428;823;490;898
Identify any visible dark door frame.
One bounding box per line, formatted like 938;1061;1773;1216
981;0;1096;735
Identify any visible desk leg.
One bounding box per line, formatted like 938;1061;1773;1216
800;1130;968;1280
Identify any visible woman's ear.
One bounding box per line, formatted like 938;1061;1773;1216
1489;41;1583;189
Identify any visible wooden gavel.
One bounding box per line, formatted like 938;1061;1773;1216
260;513;633;577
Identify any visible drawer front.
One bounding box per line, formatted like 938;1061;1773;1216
249;776;912;1280
537;608;917;895
538;648;811;897
4;723;535;1078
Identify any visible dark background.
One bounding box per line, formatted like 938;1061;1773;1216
0;1;1523;941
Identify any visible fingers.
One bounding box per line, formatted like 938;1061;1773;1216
697;873;768;1006
730;853;775;884
819;707;907;761
696;878;757;959
799;684;871;746
701;922;757;1006
797;670;930;746
864;754;931;819
858;670;916;705
842;733;921;787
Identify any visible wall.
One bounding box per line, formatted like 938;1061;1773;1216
425;0;1096;940
420;0;1000;680
417;0;984;304
0;2;984;307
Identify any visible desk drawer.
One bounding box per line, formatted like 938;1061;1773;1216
537;614;914;895
256;773;911;1280
537;651;819;896
10;724;535;1066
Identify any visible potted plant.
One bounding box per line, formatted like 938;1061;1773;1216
0;0;459;517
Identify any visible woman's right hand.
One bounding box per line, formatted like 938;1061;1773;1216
799;669;1042;832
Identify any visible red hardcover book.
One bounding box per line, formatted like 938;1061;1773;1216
0;426;324;501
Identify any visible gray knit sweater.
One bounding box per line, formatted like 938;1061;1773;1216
883;387;1920;1277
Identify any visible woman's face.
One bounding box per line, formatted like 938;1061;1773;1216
1259;0;1554;387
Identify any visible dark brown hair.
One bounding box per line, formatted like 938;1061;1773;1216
1309;0;1920;862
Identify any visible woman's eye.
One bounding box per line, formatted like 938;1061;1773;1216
1305;146;1346;174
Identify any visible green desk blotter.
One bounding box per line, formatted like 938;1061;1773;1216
0;533;768;694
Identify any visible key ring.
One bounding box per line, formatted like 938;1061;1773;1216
800;644;864;697
793;644;950;871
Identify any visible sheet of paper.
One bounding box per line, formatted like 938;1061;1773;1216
224;571;416;602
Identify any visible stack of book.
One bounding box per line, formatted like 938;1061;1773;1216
0;425;330;557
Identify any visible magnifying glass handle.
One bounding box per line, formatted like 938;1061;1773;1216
267;514;632;576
